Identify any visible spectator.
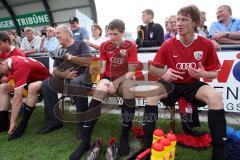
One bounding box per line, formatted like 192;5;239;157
7;30;21;48
39;27;59;53
123;31;134;42
40;26;48;39
104;25;110;39
20;27;41;55
165;15;178;41
84;23;107;51
137;9;164;47
197;11;209;38
69;16;89;41
164;16;171;41
209;5;240;44
0;56;50;140
39;25;92;137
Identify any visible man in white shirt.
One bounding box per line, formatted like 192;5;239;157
20;27;41;55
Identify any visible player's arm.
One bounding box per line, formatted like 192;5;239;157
149;64;167;77
112;63;137;86
64;54;92;67
99;60;106;74
188;62;218;79
149;64;184;81
53;67;77;79
202;70;218;79
10;87;24;126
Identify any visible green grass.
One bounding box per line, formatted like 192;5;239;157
0;108;212;160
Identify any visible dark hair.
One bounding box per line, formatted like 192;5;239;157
142;9;154;18
177;5;200;23
0;32;10;43
91;23;102;36
108;19;125;33
69;17;79;24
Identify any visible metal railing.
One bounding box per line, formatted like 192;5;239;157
29;44;240;58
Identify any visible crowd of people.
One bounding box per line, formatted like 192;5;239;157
0;3;239;160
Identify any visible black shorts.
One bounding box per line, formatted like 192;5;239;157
161;80;208;107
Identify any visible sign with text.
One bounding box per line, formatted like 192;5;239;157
0;11;49;31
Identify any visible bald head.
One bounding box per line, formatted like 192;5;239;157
217;5;232;23
218;5;232;15
46;27;56;38
56;25;73;37
55;24;74;47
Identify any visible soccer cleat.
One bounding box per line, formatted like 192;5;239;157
87;138;102;160
105;138;118;160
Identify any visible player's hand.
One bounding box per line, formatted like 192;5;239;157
0;76;8;83
8;121;17;135
187;62;205;79
107;82;117;94
211;32;226;40
64;68;78;80
161;68;184;82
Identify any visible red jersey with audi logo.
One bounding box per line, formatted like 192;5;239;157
8;56;50;88
100;40;138;79
153;34;221;84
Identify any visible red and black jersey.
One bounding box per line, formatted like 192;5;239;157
8;56;50;88
100;40;138;79
153;34;221;84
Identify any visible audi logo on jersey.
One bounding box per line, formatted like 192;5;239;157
110;56;125;65
176;62;196;70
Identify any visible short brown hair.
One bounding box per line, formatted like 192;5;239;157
0;32;10;43
108;19;125;33
142;9;154;18
91;23;102;36
177;5;200;23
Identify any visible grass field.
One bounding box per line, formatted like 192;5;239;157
0;107;212;160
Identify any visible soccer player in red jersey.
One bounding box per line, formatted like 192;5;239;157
149;5;226;160
69;19;138;160
0;56;50;140
0;32;26;83
0;32;25;60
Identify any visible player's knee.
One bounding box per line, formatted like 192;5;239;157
207;91;223;109
0;83;12;94
146;97;159;106
122;79;135;89
208;91;222;103
28;83;41;94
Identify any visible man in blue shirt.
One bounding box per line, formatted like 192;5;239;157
209;5;240;44
69;17;90;42
39;27;59;52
